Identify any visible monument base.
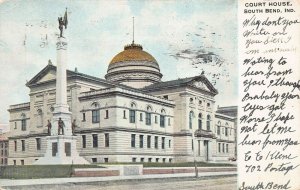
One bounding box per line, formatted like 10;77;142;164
34;135;89;165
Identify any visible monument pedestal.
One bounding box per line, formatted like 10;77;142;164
34;135;89;165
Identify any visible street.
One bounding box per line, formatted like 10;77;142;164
4;176;237;190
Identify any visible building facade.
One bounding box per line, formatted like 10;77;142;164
6;43;237;165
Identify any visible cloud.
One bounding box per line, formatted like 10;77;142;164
0;0;237;123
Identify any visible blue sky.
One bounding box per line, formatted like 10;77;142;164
0;0;237;124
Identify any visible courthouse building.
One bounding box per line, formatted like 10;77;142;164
6;42;236;165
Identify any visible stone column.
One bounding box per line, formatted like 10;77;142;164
54;37;69;113
52;37;72;136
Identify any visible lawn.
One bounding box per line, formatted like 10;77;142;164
0;164;102;179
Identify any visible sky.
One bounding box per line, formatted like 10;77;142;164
0;0;237;124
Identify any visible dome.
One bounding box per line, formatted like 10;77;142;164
105;43;162;88
109;44;158;65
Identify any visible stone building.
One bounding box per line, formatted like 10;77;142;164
0;136;8;166
6;42;237;165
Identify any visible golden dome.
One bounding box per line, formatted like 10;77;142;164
109;44;158;64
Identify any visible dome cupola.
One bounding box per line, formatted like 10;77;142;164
105;43;162;88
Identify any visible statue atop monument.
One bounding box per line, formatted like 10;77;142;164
58;8;68;37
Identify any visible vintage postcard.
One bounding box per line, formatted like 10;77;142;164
0;0;299;189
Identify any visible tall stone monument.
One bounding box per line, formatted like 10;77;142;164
34;9;88;165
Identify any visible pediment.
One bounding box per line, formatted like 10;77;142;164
188;75;218;95
38;69;56;83
191;80;210;91
26;64;57;87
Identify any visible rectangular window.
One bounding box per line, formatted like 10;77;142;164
169;139;171;148
14;140;17;151
163;158;166;163
65;142;71;157
52;142;58;156
217;126;221;135
218;143;221;153
140;113;143;121
13;160;16;165
21;160;24;165
147;135;151;148
21;119;26;131
131;134;136;148
82;113;86;121
123;110;126;119
21;140;25;151
129;110;136;123
198;140;200;155
105;110;109;119
169;158;172;163
155;136;158;149
104;158;108;163
139;135;144;148
222;143;225;153
162;137;165;149
148;158;152;162
160;115;165;127
141;158;144;162
92;134;98;148
191;139;194;151
105;133;109;147
36;138;41;150
168;118;171;126
92;110;100;123
82;135;86;148
92;158;97;163
156;158;159;162
146;113;151;125
226;144;229;153
132;157;137;162
225;128;228;136
155;116;158;123
14;122;17;129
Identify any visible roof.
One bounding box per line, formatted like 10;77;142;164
26;64;116;88
26;63;150;94
143;75;218;95
216;106;238;117
109;43;158;65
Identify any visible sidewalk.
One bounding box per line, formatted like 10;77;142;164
0;171;237;187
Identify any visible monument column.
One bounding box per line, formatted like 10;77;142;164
34;9;88;165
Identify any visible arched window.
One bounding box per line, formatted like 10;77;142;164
217;121;221;135
206;115;211;131
37;109;43;127
91;102;100;123
146;106;152;125
160;109;166;127
189;111;194;129
198;113;202;129
129;102;136;123
21;113;26;131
